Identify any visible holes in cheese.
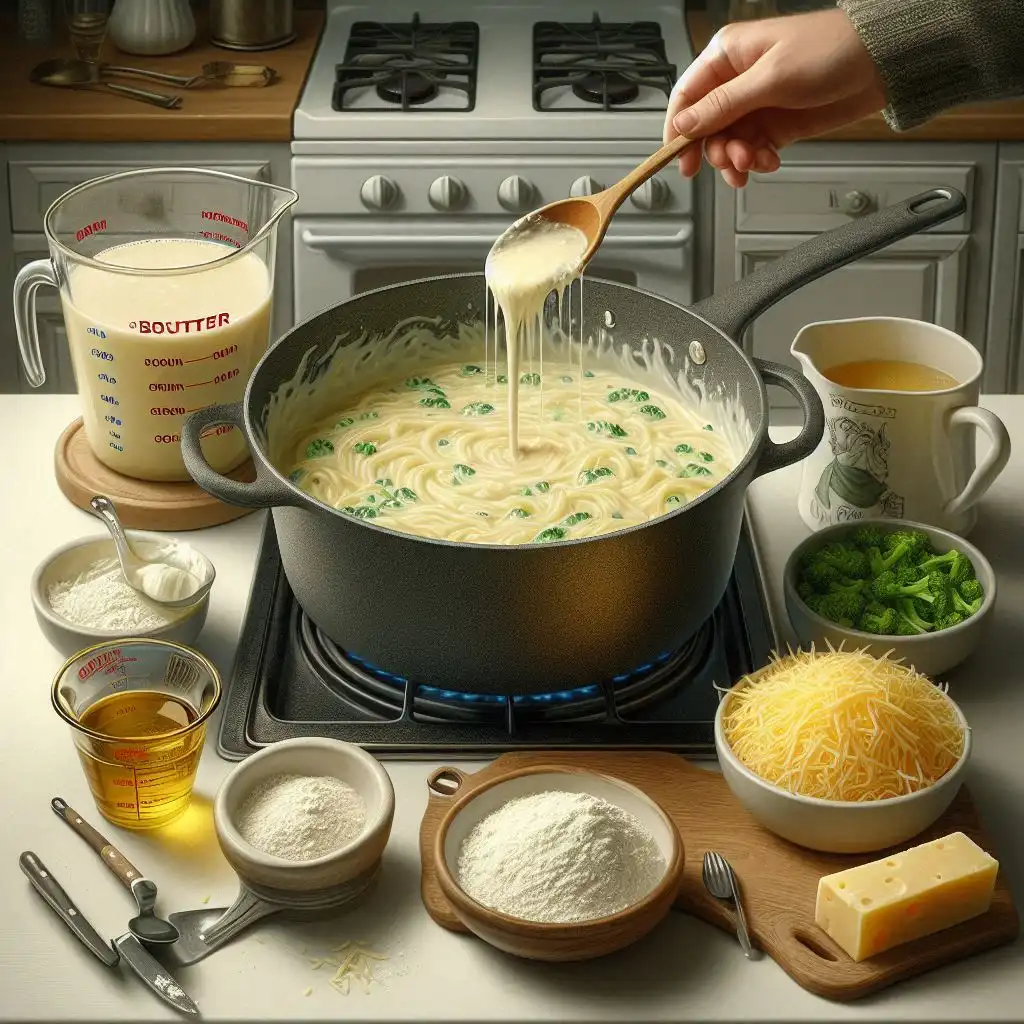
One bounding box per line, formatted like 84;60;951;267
814;832;999;961
720;648;966;801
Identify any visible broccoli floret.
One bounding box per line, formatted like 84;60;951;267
796;579;815;601
935;611;965;630
868;530;931;575
828;577;867;596
803;592;825;614
800;560;842;592
871;569;947;605
816;542;870;579
919;547;975;585
857;604;898;635
895;597;934;633
816;590;865;627
850;524;885;550
894;562;922;586
958;578;984;604
952;588;983;617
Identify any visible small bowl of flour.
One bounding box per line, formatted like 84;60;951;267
31;531;213;656
214;737;395;897
434;767;684;961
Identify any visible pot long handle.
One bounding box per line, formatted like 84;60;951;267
690;188;967;340
752;358;824;479
180;402;302;510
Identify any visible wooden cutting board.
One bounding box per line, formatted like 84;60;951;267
54;418;256;531
418;752;1019;1001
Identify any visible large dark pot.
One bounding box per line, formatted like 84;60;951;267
182;189;965;694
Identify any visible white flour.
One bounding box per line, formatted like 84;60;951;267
47;556;187;632
236;773;368;862
455;790;665;923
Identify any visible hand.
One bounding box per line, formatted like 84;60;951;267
664;9;886;187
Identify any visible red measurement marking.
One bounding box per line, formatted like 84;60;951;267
185;378;213;389
201;210;249;233
75;218;107;242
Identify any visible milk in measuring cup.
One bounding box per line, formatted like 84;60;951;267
62;237;272;481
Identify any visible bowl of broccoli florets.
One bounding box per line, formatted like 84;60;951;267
783;518;995;677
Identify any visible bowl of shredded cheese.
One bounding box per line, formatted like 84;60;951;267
714;648;971;854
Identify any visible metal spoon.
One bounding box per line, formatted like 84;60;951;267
489;133;695;275
88;495;211;608
51;798;180;945
702;850;756;959
30;59;182;109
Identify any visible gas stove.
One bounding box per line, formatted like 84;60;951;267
294;1;693;141
217;513;777;761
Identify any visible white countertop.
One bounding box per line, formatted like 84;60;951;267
2;395;1022;1023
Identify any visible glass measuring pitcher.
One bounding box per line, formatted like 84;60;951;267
13;167;298;482
52;638;222;830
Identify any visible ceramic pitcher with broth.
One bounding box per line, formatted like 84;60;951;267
791;317;1011;537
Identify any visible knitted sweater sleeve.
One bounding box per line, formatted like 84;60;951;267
836;0;1024;130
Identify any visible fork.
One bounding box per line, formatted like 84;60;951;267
702;850;755;959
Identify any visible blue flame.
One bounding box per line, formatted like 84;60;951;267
345;649;676;706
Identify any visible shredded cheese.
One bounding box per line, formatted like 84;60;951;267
309;941;388;996
721;647;966;801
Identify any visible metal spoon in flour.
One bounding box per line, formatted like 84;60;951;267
88;495;212;608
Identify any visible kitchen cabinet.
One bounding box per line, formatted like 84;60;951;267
1;141;294;394
713;141;999;408
986;145;1024;393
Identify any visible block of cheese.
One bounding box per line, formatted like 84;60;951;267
814;832;999;962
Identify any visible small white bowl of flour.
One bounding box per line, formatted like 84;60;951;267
434;767;684;961
214;737;395;896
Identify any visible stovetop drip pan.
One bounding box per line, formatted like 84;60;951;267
217;513;777;760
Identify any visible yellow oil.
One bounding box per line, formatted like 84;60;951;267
823;359;960;392
75;689;206;830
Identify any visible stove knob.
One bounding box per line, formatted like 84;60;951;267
428;175;467;211
570;175;603;198
630;178;669;212
497;175;535;212
360;174;399;211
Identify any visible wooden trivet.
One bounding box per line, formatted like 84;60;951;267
419;752;1019;1002
54;417;255;532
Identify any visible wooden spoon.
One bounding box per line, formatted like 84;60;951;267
501;133;695;271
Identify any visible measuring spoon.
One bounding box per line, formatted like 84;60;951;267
30;60;182;109
490;133;696;274
38;57;277;89
88;495;211;608
51;798;180;945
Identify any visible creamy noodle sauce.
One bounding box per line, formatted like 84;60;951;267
485;217;588;454
283;358;737;544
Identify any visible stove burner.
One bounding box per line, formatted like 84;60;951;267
533;14;677;112
301;615;714;725
572;72;640;107
333;13;478;112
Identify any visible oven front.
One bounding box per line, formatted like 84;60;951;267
293;215;694;322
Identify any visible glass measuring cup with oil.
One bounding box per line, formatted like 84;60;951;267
52;639;221;830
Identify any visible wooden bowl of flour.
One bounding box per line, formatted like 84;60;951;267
433;765;684;961
214;737;395;895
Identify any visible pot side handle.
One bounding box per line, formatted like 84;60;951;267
690;188;967;340
752;358;824;479
181;402;300;509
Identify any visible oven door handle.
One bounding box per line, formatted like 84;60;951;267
299;224;692;251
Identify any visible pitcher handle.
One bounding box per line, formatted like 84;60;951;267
944;407;1012;518
751;358;825;479
13;258;57;387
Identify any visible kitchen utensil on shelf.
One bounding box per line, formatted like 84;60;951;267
30;58;182;108
181;189;964;697
88;495;211;607
702;850;755;959
39;57;278;89
51;639;221;829
64;0;111;61
209;0;295;51
419;752;1019;1001
108;0;194;56
31;532;210;656
714;665;972;854
430;765;684;961
783;518;996;677
792;316;1011;536
491;134;696;274
51;797;179;944
19;852;200;1015
12;167;296;483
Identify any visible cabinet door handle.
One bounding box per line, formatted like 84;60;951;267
840;190;873;216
